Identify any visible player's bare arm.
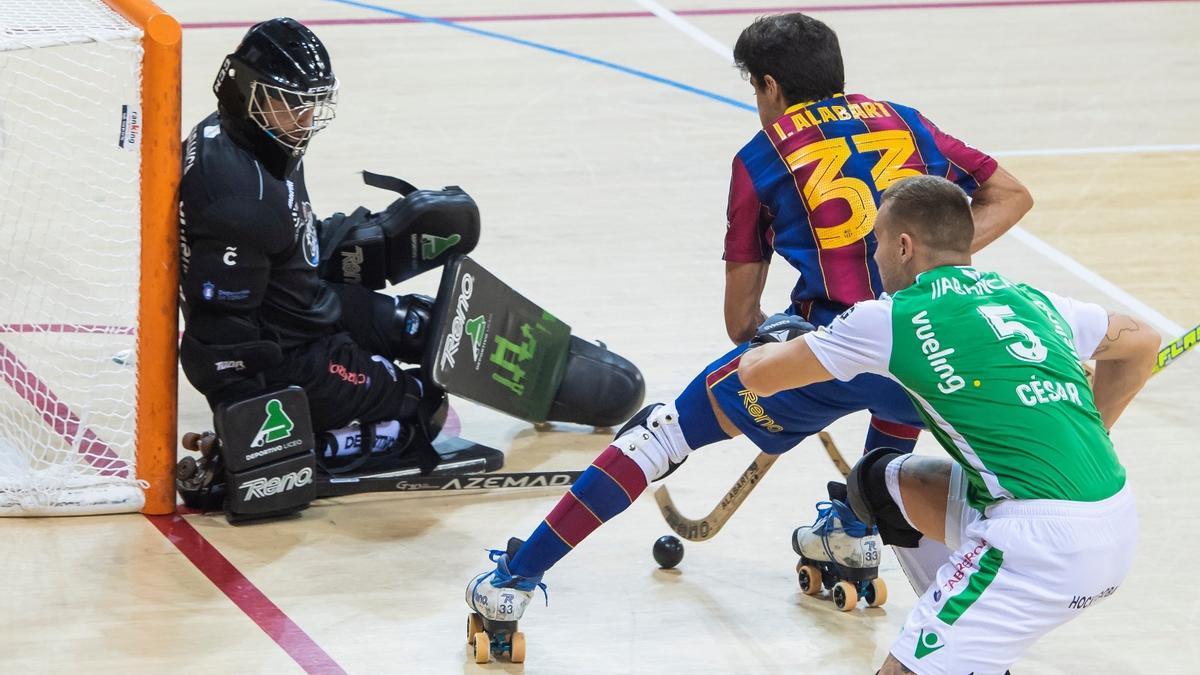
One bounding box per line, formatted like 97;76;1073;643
880;654;919;674
738;335;834;397
723;260;769;343
1089;312;1159;429
968;165;1033;253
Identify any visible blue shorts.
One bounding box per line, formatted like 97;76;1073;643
703;342;924;455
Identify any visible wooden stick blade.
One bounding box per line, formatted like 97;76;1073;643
654;486;717;541
652;452;780;542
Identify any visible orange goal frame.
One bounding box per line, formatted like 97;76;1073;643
103;0;181;515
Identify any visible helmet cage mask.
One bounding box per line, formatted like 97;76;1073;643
246;78;338;157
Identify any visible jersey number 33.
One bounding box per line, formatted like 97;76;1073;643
784;130;919;250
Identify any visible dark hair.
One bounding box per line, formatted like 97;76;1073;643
733;13;845;105
879;176;975;252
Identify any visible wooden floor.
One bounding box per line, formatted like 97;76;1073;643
7;1;1200;673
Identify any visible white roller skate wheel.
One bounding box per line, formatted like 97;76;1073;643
473;632;490;664
467;614;483;644
867;578;888;608
797;564;823;596
833;581;858;611
510;631;526;663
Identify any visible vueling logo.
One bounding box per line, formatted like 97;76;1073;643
251;399;294;448
738;389;783;433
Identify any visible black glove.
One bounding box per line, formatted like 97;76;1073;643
748;313;816;347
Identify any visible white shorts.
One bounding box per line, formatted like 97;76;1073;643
890;463;1138;675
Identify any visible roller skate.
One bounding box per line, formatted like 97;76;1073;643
465;537;546;664
176;431;225;510
792;486;887;611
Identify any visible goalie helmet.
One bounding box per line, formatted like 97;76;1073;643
214;17;338;177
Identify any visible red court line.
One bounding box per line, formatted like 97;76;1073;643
146;513;348;675
0;335;346;673
0;340;129;476
180;0;1195;30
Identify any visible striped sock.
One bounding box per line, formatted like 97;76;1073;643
509;444;647;578
864;415;921;455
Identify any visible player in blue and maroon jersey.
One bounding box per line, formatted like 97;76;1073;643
721;72;1016;466
725;94;1001;330
465;13;1033;638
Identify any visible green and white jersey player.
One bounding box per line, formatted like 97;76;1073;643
740;175;1158;675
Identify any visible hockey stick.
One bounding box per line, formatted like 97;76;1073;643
1153;322;1200;373
818;431;852;477
653;451;780;542
318;470;582;498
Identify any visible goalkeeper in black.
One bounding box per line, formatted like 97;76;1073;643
177;18;475;466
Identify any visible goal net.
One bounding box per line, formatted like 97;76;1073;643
0;0;179;515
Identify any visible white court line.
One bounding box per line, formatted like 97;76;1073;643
1007;227;1184;335
633;1;1190;336
633;0;734;61
993;143;1200;158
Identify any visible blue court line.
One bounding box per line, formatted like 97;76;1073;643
323;0;756;112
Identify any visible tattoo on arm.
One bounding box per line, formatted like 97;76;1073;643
1092;312;1140;357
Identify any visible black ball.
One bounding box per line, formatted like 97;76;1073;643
653;534;684;569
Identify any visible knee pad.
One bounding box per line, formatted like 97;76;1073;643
846;446;922;548
386;293;436;363
613;403;692;482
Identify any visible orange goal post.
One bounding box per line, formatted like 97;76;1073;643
0;0;180;515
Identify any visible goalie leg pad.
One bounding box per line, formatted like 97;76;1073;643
846;446;923;548
546;336;646;427
223;453;316;523
214;387;317;523
426;255;642;426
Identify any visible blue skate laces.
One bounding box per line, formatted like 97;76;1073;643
811;500;871;538
486;548;548;606
806;500;875;569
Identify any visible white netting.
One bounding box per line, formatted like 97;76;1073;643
0;0;137;51
0;0;145;514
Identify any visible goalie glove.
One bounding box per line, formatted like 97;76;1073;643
749;313;816;348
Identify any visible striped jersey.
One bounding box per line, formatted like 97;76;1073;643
725;94;996;326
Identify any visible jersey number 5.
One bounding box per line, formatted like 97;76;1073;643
978;304;1049;363
783;130;920;250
